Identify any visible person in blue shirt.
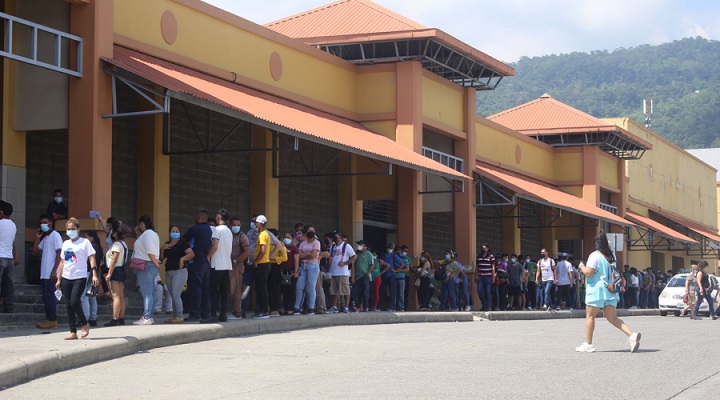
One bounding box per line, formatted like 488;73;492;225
377;243;403;311
181;210;213;322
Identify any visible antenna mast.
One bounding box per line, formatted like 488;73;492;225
643;98;653;128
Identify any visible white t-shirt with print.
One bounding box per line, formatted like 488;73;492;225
38;230;63;279
329;242;355;277
538;257;556;282
211;225;233;271
61;238;96;280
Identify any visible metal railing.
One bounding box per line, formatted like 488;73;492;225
422;146;464;172
599;202;618;215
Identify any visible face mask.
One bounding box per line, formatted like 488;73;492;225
67;230;78;239
250;222;257;231
40;223;50;232
296;234;303;243
511;258;517;263
54;197;63;203
170;232;181;240
445;254;451;260
283;238;292;246
420;257;425;263
231;226;241;234
402;251;407;257
357;245;364;252
307;232;315;239
386;249;393;254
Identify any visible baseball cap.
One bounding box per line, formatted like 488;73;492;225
256;215;268;225
356;240;367;245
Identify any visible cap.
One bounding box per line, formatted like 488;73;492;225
561;252;568;258
332;229;344;237
356;240;366;245
256;215;268;225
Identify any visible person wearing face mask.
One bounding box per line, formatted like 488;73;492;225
80;230;103;326
439;250;461;311
46;189;67;228
159;225;194;324
475;244;495;312
556;253;574;310
377;243;402;311
204;209;233;323
524;255;538;310
399;245;412;311
507;254;523;310
104;221;130;326
182;210;213;322
33;215;63;329
327;231;356;313
293;226;321;315
294;222;305;244
56;218;98;340
267;228;288;317
133;215;161;325
280;232;299;315
535;248;557;311
228;217;250;319
417;251;433;310
369;250;382;311
351;240;374;312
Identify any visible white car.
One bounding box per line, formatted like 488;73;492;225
659;273;718;317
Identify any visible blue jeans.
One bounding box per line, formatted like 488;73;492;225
41;278;57;321
136;262;159;319
477;278;492;311
395;278;405;310
187;261;211;319
441;279;457;310
382;275;397;310
542;281;554;308
294;262;320;311
352;275;370;310
695;288;716;316
639;288;648;308
81;271;98;321
458;276;469;308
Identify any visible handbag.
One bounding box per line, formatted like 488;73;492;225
129;257;147;271
281;272;292;285
85;284;98;297
683;294;689;304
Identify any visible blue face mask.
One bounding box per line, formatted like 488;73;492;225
170;232;181;240
67;230;78;239
54;196;63;203
231;226;241;234
40;223;50;232
511;258;517;263
445;254;451;260
250;222;257;231
283;238;292;246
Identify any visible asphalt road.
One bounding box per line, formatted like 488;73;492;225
1;315;716;399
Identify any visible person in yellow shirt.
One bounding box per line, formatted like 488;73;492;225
267;228;288;317
252;215;271;319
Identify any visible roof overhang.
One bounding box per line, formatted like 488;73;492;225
303;28;514;90
475;162;634;228
625;211;698;245
103;46;468;182
651;210;720;244
518;126;652;160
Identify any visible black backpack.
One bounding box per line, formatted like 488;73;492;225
434;264;447;281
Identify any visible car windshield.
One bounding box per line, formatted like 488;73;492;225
667;276;687;288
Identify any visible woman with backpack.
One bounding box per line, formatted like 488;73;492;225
417;250;433;311
438;250;461;311
576;232;640;353
694;261;716;320
104;221;128;326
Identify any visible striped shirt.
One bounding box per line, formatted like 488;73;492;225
476;253;495;279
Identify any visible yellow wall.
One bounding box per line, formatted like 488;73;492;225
114;0;360;113
475;120;555;181
356;71;396;115
553;151;582;183
599;153;619;189
422;76;463;131
609;118;718;229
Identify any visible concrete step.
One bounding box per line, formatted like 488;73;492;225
10;302;145;315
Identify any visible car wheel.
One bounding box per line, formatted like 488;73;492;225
660;311;667;316
706;312;711;317
673;311;680;317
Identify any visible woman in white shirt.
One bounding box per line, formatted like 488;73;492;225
55;218;98;340
133;215;161;325
104;221;128;327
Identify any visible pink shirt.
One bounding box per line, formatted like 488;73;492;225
298;239;321;264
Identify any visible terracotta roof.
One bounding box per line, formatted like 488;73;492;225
625;211;698;244
265;0;427;38
476;162;633;228
104;46;467;181
487;94;652;150
653;209;720;244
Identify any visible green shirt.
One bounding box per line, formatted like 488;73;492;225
445;260;461;281
354;251;374;280
526;261;538;283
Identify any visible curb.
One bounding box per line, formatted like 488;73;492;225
475;308;661;321
0;312;472;389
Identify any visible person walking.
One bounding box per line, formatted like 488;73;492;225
104;221;129;326
576;232;640;353
681;265;698;319
694;261;716;320
133;215;161;325
33;215;63;329
536;249;557;310
56;218;98;340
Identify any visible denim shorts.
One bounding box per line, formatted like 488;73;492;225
110;267;126;282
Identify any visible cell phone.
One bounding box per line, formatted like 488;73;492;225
89;211;100;218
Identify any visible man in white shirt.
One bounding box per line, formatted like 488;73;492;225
0;201;18;313
556;253;574;310
535;248;557;310
205;209;233;323
32;215;63;328
327;231;357;313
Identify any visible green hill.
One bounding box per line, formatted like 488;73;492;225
476;37;720;149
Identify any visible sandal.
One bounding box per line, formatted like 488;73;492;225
80;323;90;338
64;333;78;340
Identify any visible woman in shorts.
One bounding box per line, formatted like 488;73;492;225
682;265;698;319
576;232;640;353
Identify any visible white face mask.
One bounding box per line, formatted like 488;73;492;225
356;245;364;252
402;251;407;256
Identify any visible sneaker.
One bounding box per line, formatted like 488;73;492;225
575;342;596;353
450;308;459;312
556;307;561;311
293;309;302;316
241;285;251;300
104;319;119;327
200;316;218;324
464;306;472;312
628;332;641;353
269;311;280;317
133;317;154;325
542;305;548;310
36;320;58;329
307;309;316;316
343;307;349;313
328;307;339;314
227;314;242;320
252;313;270;319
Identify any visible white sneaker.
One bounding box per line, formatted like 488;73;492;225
464;306;472;312
133;317;154;325
241;285;251;300
628;332;641;353
226;314;241;320
575;342;596;353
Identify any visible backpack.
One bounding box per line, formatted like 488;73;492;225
434;263;447;281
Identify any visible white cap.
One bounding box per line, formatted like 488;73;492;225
256;215;268;225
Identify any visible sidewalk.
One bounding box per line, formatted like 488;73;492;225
0;311;473;389
476;308;661;320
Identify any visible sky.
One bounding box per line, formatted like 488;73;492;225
203;0;720;63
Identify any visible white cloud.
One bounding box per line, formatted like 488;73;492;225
203;0;720;62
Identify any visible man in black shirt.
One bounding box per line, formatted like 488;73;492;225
182;210;213;321
46;189;67;226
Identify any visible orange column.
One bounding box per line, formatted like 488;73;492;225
67;0;114;219
396;62;423;311
457;87;479;309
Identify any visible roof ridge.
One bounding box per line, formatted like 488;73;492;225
542;96;607;126
487;96;544;119
265;0;351;27
353;0;426;30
